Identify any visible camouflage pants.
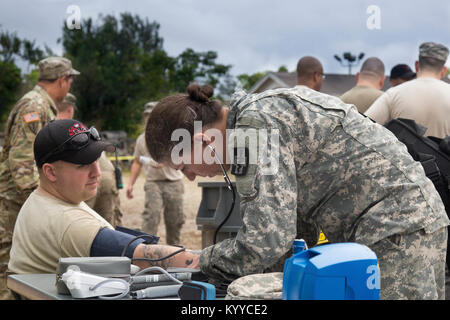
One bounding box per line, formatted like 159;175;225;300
142;180;185;245
0;198;21;300
370;227;447;300
85;181;123;228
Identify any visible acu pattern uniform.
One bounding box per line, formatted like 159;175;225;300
0;56;79;299
85;152;123;228
200;86;449;300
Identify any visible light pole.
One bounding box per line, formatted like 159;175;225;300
334;52;365;75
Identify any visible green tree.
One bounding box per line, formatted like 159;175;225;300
61;13;234;135
0;30;21;63
0;28;46;126
237;71;267;91
169;48;232;94
0;60;22;124
61;13;170;135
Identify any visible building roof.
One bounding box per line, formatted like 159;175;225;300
249;71;450;96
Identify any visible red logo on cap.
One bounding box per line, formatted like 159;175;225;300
68;123;88;137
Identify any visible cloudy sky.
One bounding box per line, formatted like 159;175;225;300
1;0;449;77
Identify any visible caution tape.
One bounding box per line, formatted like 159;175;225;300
107;156;135;161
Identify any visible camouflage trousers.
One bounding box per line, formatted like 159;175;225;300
85;181;123;228
370;227;447;300
0;198;21;300
142;180;185;245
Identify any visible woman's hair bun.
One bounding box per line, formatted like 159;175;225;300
187;83;214;102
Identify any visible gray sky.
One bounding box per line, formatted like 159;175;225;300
1;0;449;77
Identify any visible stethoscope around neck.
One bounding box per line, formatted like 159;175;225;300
205;144;236;245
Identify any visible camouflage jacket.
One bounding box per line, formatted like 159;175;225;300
0;85;57;205
200;85;449;283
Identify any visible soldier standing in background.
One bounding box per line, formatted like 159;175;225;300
339;57;386;113
84;152;123;228
56;93;123;228
56;92;77;120
296;56;325;92
126;102;185;245
389;64;416;87
365;42;450;138
0;57;79;299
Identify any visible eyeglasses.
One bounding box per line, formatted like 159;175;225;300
315;72;326;79
40;127;101;164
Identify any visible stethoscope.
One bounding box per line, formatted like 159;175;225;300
206;144;236;245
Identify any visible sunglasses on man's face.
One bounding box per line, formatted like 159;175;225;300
40;127;101;164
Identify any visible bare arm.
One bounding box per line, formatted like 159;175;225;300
126;158;142;199
132;243;200;270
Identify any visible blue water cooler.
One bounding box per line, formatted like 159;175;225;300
282;240;380;300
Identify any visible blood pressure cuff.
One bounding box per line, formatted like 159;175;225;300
90;227;157;259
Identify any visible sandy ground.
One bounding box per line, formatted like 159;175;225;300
119;171;224;250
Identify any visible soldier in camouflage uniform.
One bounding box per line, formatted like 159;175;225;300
56;93;123;227
146;83;449;300
56;92;77;120
0;57;79;299
85;152;123;228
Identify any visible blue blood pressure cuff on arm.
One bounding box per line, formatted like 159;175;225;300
90;227;159;259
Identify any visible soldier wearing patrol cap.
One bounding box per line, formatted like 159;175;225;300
0;56;79;299
56;92;77;120
366;41;450;138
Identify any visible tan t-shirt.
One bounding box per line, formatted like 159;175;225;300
134;133;183;183
8;189;113;274
365;77;450;138
340;85;384;113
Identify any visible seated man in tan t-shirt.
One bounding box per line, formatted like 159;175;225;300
8;119;199;275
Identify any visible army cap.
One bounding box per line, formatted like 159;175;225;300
63;93;77;107
419;42;449;62
38;56;80;80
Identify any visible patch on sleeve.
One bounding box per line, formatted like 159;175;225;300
23;112;40;123
231;147;249;176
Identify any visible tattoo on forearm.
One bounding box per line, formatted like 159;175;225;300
142;245;171;269
185;259;193;266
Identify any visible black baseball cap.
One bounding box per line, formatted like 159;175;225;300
390;64;416;80
34;119;115;167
